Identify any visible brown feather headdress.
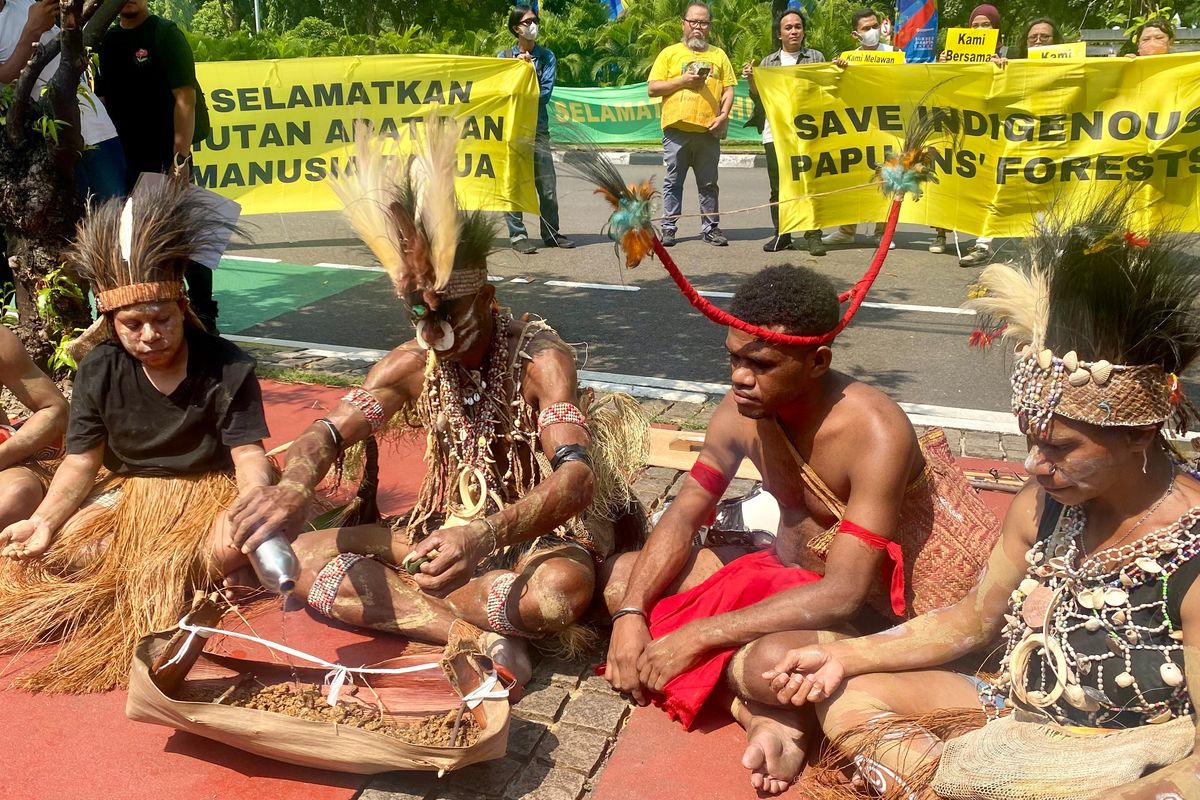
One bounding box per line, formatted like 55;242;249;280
966;196;1200;434
66;174;239;361
328;115;496;308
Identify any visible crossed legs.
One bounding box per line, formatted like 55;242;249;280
289;523;596;646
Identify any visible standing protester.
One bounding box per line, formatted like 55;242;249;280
1009;17;1064;59
952;3;1005;268
1133;17;1174;55
824;8;895;250
0;0;126;201
648;1;736;247
97;0;218;333
744;7;827;255
499;4;575;255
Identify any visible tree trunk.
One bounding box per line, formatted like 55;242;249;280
0;0;124;372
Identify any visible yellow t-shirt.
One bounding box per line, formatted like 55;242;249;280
648;42;737;132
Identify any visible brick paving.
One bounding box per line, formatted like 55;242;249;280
236;340;1028;800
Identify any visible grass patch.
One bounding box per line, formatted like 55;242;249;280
257;365;363;388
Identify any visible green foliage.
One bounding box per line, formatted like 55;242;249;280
177;0;1197;83
34;265;86;374
191;0;235;37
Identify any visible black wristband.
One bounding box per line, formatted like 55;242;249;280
550;442;591;471
317;417;344;453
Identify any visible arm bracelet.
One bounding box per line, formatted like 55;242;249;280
550;442;592;471
611;607;647;623
317;417;344;453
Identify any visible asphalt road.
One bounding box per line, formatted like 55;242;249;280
224;162;1198;415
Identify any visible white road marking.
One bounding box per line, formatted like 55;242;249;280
313;262;384;272
229;334;1021;433
696;290;973;316
545;280;640;292
220;259;973;316
222;255;281;263
862;301;975;316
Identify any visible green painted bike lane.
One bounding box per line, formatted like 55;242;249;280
213;257;383;334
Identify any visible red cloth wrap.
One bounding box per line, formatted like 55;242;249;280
647;550;820;729
838;519;906;617
688;460;728;495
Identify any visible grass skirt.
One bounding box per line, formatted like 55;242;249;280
0;473;237;693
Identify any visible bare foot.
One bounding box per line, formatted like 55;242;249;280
480;631;533;686
741;704;809;796
221;564;264;603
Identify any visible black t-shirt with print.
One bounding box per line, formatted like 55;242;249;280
96;15;198;186
66;330;269;476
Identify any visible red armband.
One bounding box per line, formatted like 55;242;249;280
838;519;906;617
688;460;729;496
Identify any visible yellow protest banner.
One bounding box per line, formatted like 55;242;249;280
1029;41;1088;60
838;49;906;64
192;54;540;216
757;54;1200;237
941;27;999;62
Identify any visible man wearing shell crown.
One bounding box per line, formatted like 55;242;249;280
229;118;648;678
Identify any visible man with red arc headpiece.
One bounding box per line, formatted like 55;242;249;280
601;264;1000;795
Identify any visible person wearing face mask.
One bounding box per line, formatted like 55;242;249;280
499;4;575;255
822;8;896;251
744;6;828;255
944;3;1006;268
648;1;737;247
1129;17;1174;57
229;122;649;683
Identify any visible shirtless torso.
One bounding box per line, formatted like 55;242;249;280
602;327;932;795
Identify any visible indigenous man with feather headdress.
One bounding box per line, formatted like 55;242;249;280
0;176;274;694
229;119;647;678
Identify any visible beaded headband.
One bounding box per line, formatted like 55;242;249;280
437;266;487;301
94;281;186;313
1011;344;1180;434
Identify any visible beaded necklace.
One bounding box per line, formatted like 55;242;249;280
992;497;1200;726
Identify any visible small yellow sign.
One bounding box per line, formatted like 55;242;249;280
942;27;999;62
838;49;906;64
1029;41;1087;60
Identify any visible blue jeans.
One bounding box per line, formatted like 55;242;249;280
661;127;720;235
506;133;562;242
75;137;127;203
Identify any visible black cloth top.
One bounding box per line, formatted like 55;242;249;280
96;15;199;186
66;330;269;476
1026;497;1200;728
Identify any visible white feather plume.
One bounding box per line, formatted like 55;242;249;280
965;261;1051;347
119;196;135;266
327;122;406;283
412;112;461;292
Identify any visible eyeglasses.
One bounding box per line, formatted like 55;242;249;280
1027;33;1054;43
683;18;711;27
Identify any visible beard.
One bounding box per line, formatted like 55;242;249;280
685;33;708;51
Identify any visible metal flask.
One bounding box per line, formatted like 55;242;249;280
249;533;299;594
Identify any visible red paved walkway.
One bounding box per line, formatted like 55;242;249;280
0;380;427;800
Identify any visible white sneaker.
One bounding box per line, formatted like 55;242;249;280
822;230;856;245
873;235;897;251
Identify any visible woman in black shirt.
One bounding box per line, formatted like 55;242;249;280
0;177;272;693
